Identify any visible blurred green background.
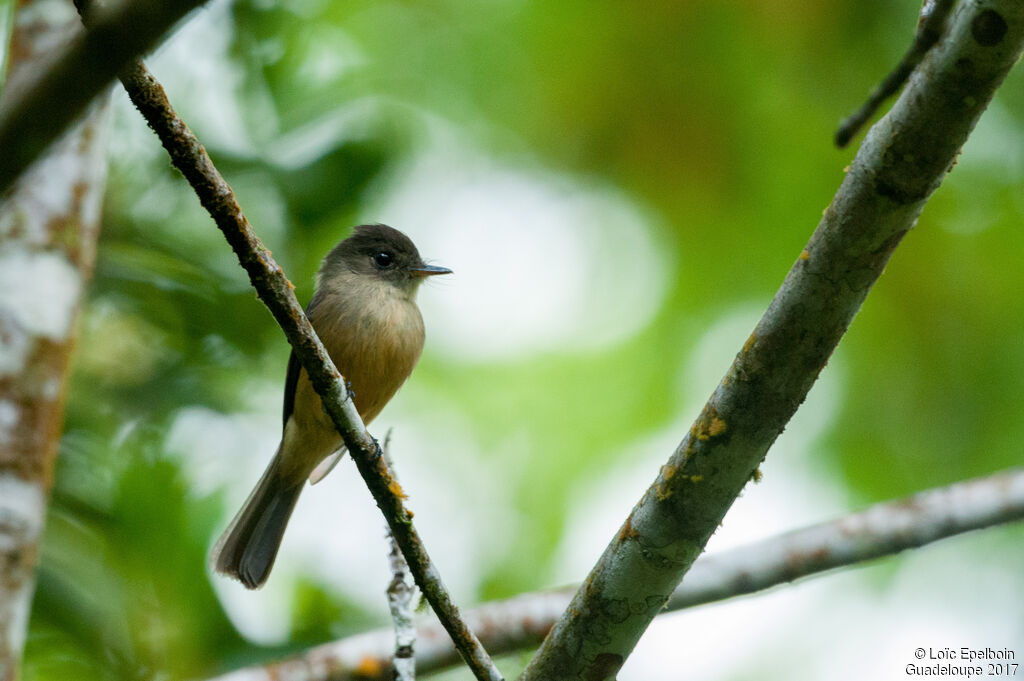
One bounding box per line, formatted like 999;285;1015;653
12;0;1024;679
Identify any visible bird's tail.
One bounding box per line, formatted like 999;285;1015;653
210;450;303;589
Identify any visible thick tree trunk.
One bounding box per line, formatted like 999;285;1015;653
0;1;109;678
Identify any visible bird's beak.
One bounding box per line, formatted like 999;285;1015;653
409;264;453;277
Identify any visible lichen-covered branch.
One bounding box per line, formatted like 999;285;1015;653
522;3;1024;679
383;436;418;681
664;465;1024;609
201;467;1024;681
115;62;502;681
0;0;208;197
387;535;418;681
0;1;110;678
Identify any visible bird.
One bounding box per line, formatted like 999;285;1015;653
211;224;451;589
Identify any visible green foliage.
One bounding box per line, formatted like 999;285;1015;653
17;0;1024;679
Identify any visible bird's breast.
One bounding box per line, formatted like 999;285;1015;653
312;285;425;423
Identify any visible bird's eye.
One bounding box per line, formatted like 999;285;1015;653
373;251;395;269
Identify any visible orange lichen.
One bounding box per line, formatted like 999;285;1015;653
617;517;640;542
655;464;678;501
742;333;757;354
799;249;810;261
693;407;726;441
708;417;727;437
388;479;408;499
353;656;383;678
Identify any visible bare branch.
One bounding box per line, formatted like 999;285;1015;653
835;0;957;147
387;536;418;681
521;3;1024;679
0;0;110;676
665;465;1024;609
113;61;502;681
202;467;1024;681
383;433;417;681
0;0;209;198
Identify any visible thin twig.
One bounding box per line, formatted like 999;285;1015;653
202;466;1024;681
835;0;957;147
382;433;417;681
387;532;418;681
0;0;208;197
110;60;502;681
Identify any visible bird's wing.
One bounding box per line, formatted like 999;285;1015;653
282;293;325;431
308;448;345;484
282;349;300;431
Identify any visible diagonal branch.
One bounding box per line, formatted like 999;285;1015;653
0;0;209;198
663;465;1024;609
202;467;1024;681
522;2;1024;679
113;61;502;681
